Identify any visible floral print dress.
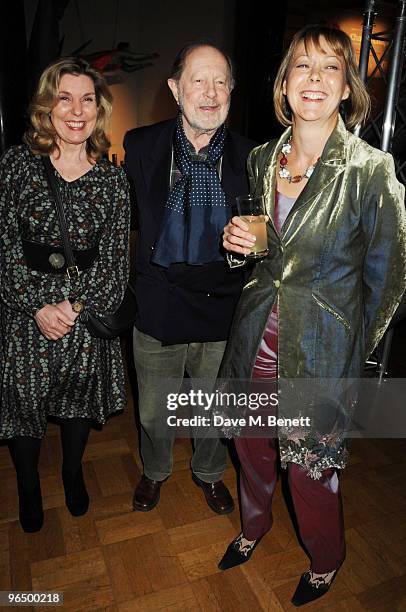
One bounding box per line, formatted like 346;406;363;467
0;145;130;439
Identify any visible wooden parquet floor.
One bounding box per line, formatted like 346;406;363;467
1;355;406;610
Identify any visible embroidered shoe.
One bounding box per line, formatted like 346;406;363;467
218;532;259;570
291;569;338;606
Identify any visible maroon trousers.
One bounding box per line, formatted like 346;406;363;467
235;435;346;573
236;193;345;573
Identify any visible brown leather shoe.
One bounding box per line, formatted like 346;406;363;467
192;474;234;514
132;475;162;511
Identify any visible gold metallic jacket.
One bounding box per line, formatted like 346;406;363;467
220;117;406;477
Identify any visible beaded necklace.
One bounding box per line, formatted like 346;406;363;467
279;137;318;183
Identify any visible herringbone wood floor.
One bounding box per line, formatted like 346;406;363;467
1;341;406;611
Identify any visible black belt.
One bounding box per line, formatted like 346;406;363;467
21;238;99;275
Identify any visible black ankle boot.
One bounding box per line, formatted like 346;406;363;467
62;465;89;517
17;476;44;533
218;533;260;570
291;569;338;607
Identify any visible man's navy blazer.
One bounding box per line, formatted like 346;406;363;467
124;118;256;345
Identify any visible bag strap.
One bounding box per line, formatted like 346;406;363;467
42;156;79;280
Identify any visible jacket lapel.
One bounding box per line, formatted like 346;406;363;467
263;117;348;241
221;132;245;209
142;119;176;228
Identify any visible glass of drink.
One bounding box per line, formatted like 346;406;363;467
236;195;269;260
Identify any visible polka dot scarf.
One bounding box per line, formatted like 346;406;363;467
151;114;229;267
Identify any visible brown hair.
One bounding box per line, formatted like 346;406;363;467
273;25;370;130
24;57;112;160
169;41;235;89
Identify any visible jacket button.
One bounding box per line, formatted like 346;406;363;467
273;280;280;288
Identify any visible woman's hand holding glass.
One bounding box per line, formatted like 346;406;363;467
223;216;265;256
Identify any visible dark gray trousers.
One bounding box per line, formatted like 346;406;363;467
133;327;227;482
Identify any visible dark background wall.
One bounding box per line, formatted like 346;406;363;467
0;2;28;153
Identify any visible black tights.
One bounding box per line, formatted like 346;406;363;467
60;418;92;477
8;418;92;489
8;436;41;492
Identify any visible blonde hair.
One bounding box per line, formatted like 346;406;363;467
24;57;112;160
274;25;371;130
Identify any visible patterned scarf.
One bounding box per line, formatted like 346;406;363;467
151;114;230;267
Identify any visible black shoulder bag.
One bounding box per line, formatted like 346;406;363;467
42;156;137;339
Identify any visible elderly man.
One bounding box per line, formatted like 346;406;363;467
124;42;256;513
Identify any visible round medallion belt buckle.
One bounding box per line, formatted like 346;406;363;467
48;252;65;269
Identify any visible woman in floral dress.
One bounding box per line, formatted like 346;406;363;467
0;57;130;532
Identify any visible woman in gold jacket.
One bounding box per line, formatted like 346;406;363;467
218;25;406;606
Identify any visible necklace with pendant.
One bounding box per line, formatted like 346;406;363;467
279;137;318;183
